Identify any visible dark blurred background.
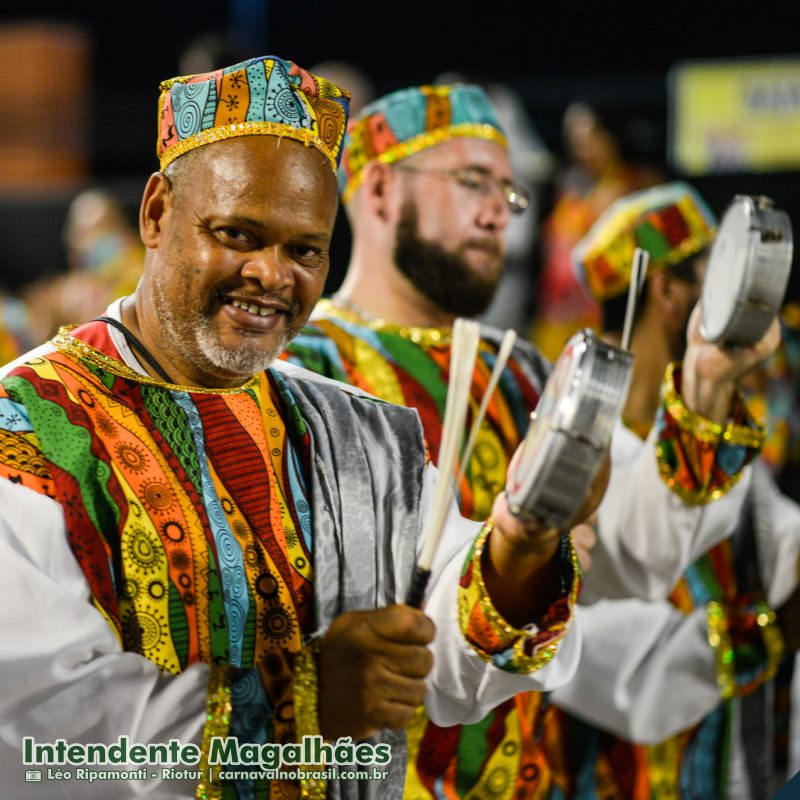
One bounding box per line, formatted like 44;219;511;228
1;1;799;314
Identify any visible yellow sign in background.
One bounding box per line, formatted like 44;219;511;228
669;57;800;175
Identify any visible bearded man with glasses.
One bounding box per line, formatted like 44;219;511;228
282;83;777;799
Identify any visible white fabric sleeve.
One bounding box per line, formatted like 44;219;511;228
582;422;751;603
417;464;581;726
0;478;206;800
550;597;718;744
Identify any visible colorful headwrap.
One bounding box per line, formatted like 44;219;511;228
572;181;717;301
157;55;351;173
339;84;508;202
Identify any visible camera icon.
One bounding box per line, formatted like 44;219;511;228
25;769;43;782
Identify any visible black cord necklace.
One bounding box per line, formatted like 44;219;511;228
93;316;175;384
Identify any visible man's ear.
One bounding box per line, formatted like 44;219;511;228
139;172;172;248
361;161;399;223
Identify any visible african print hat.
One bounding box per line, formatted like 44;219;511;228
157;55;351;173
572;181;717;301
338;84;508;202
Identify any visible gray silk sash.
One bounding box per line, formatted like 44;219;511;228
278;368;427;800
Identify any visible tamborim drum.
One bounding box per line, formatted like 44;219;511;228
701;194;793;346
506;329;633;530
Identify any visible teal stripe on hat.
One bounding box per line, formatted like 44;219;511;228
201;81;217;130
451;85;503;130
245;61;268;123
173;81;212;140
382;88;427;142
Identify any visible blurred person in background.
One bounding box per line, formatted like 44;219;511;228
542;181;800;800
20;188;145;342
531;100;664;361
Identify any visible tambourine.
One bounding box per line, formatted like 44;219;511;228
701;194;793;346
506;329;633;530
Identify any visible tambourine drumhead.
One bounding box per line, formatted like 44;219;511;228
506;330;632;530
701;195;793;346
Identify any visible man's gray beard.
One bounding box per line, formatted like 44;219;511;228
152;281;289;379
393;199;503;318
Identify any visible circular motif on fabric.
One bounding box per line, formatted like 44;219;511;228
244;544;259;567
121;578;139;599
266;408;276;417
124;527;163;571
269;427;280;438
520;764;539;782
271;448;281;457
163;521;184;542
116;443;148;473
255;572;279;599
122;609;163;652
178;573;192;589
142;481;175;511
284;527;299;548
221;497;234;515
170;549;190;571
260;606;295;643
232;519;248;539
148;580;166;599
293;556;307;570
317;98;345;149
474;440;501;470
502;741;518;756
77;389;95;407
486;767;511;795
274;699;294;724
183;591;195;606
268;87;301;122
175;99;203;139
95;414;117;438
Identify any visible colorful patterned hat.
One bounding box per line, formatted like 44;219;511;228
157;55;351;173
338;84;508;202
572;181;717;301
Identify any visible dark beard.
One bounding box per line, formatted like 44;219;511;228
393;200;503;318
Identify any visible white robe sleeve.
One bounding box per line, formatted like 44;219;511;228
0;478;205;799
582;422;751;603
417;464;581;726
549;598;717;743
553;461;800;745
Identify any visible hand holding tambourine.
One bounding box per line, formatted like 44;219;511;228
685;194;790;422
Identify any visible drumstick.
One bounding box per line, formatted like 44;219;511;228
407;318;480;607
453;329;517;492
620;247;650;352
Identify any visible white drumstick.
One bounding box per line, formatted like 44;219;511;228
621;247;650;352
454;329;517;492
416;318;480;573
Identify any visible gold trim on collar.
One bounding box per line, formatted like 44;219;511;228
52;327;261;395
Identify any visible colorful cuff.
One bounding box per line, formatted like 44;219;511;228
656;363;765;505
706;598;785;700
295;638;326;800
457;520;579;674
195;665;233;800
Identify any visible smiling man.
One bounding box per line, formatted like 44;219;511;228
0;56;588;800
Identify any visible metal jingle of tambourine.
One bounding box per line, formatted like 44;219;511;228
701;194;793;346
505;329;633;530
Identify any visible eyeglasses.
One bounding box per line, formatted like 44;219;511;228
393;165;531;215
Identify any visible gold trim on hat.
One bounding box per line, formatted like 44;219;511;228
342;123;508;203
159;121;339;173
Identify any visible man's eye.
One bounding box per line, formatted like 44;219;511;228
457;174;486;191
290;245;322;261
218;227;251;244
